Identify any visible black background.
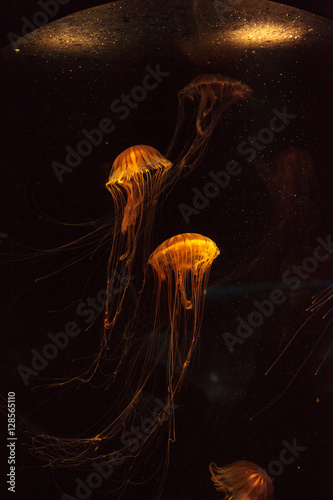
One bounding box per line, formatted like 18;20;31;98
1;2;332;500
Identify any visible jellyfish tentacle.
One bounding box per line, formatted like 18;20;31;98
177;268;192;310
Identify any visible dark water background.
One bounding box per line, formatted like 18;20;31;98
1;1;332;499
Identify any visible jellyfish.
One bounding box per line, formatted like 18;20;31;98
225;148;317;284
254;148;316;238
166;75;252;171
81;145;173;379
209;461;274;500
148;233;220;435
105;144;172;304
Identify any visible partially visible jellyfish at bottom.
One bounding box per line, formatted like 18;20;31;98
166;74;253;171
209;461;274;500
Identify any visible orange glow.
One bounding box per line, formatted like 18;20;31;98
222;22;307;48
106;145;172;233
102;145;172;355
107;145;172;185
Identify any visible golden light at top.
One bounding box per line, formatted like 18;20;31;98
38;25;102;51
221;21;309;48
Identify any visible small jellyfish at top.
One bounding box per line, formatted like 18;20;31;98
209;460;274;500
166;75;252;171
148;233;220;437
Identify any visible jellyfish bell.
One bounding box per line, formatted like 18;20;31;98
148;232;220;317
148;233;220;309
209;461;274;500
167;74;252;170
148;232;220;271
179;75;253;136
106;145;173;235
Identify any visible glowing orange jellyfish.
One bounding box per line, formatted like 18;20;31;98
167;75;252;170
210;461;274;500
148;233;220;435
106;145;173;237
99;145;173;360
